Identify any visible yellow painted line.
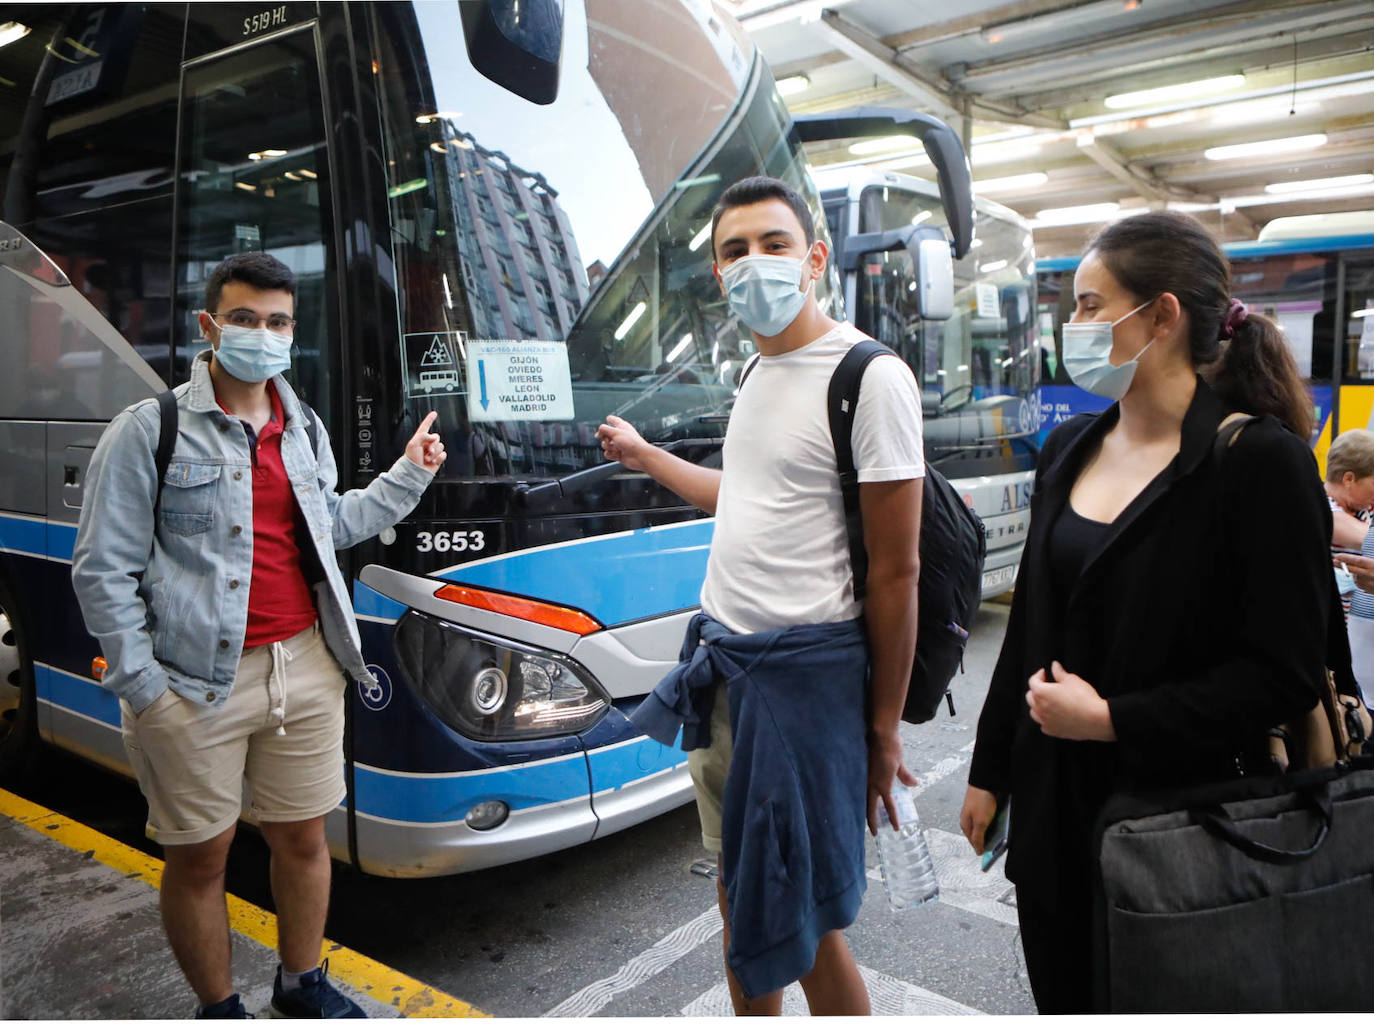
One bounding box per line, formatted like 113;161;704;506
0;788;487;1018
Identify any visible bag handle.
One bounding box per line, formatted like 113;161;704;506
1189;785;1333;864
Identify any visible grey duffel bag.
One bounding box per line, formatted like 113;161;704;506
1093;763;1374;1011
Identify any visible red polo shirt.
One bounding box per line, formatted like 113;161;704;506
220;383;318;647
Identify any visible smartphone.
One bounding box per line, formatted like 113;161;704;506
980;797;1010;872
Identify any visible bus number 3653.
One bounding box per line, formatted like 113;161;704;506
416;530;486;554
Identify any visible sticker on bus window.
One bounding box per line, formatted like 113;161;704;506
975;282;1000;319
402;331;467;398
465;340;574;422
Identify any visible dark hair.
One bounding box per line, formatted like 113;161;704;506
204;251;297;313
709;176;816;259
1086;211;1313;438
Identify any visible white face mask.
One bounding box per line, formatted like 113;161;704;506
213;324;294;383
1061;298;1157;401
719;251;813;337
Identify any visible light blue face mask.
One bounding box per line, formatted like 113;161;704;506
720;251;813;337
1061;297;1157;401
212;324;293;383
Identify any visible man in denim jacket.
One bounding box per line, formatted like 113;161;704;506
72;252;445;1018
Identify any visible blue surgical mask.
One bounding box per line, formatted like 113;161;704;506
212;324;293;383
720;252;813;337
1061;298;1157;401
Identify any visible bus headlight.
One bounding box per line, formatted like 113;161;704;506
393;610;610;740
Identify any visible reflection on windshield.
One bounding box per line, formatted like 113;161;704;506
375;0;833;480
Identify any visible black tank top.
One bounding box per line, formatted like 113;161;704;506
1049;504;1112;608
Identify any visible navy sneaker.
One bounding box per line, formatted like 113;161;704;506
270;960;365;1018
195;993;250;1019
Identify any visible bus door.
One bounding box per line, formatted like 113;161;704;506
1343;253;1374;433
173;20;341;425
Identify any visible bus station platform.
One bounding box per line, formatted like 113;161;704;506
0;789;485;1020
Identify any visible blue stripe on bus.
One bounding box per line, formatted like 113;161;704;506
0;513;77;561
35;663;121;728
47;520;76;561
1039;232;1374;274
585;736;687;794
441;520;713;627
354;581;408;622
350;756;591;824
0;513;47;559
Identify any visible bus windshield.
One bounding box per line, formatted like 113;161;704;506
370;3;834;481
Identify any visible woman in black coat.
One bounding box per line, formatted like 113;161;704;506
960;211;1329;1013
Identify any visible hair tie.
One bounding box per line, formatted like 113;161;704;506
1221;297;1248;340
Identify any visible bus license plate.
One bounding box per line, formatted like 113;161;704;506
981;565;1016;593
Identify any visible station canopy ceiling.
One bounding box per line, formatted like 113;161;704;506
730;0;1374;257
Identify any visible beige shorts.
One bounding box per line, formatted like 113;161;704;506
687;687;733;854
121;623;347;846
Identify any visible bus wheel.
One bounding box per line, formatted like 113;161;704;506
0;578;38;781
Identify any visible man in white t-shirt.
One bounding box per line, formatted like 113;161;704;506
597;176;925;1014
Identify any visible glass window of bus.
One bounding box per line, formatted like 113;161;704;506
1230;251;1337;385
0;5;182;413
174;29;338;426
368;1;836;482
1340;256;1374;385
854;185;1037;413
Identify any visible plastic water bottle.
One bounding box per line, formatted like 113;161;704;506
875;784;939;910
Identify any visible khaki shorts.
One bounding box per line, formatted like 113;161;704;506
121;624;346;846
687;687;733;854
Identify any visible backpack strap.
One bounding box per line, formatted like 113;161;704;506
153;390;178;516
827;339;893;601
736;352;762;391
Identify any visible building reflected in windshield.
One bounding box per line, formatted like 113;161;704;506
439;127;591;342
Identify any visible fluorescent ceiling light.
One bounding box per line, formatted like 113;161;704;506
910;210;932;226
975;172;1048;193
415;111;462;124
1266;174;1374;195
234;181;257;192
849;135;919;157
1204;134;1327;161
0;21;29;49
1211;99;1319;127
776;74;810;97
298;168;317;179
1105;75;1244;110
734;0;858;30
980;259;1009;273
1353;307;1373;319
1034;202;1121;225
667;334;694;362
614;301;646;341
688;222;711;252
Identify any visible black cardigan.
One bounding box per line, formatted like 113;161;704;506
967;378;1329;900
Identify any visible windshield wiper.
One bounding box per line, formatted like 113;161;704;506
513;437;722;509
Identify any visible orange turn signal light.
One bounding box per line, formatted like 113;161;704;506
91;656;107;681
433;584;603;635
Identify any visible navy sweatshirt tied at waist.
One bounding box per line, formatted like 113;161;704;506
630;613;870;997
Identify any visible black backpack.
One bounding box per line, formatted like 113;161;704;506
151;389;319;513
740;338;987;723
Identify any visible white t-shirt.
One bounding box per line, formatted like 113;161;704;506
700;322;925;635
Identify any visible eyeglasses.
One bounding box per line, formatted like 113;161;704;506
211;311;297;333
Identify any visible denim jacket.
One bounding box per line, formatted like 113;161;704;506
72;351;433;713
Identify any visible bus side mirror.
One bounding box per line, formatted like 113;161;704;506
461;0;563;105
916;237;954;321
840;226;955;321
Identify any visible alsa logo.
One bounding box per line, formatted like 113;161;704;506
1000;481;1032;513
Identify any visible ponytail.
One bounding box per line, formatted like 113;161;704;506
1203;311;1314;439
1087;211;1314;438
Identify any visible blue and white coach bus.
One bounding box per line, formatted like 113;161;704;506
0;1;974;876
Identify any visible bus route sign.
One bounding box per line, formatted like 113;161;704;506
465;340;574;422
